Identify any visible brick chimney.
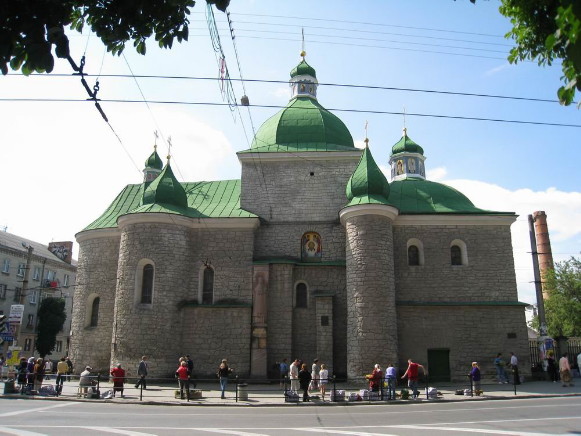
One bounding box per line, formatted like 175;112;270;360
532;211;554;298
48;241;73;264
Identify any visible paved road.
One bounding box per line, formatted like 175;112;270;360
0;396;579;435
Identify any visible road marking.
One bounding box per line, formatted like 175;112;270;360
195;430;272;436
0;402;80;418
82;427;158;436
0;427;48;436
393;425;556;435
300;429;398;436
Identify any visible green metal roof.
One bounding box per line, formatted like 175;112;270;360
245;97;355;152
345;146;391;207
397;301;528;306
290;59;317;78
391;131;424;156
142;163;188;210
83;179;256;231
145;149;163;170
388;178;512;214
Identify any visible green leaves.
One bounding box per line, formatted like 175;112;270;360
543;257;581;337
36;297;67;358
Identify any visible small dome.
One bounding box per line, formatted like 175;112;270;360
391;129;424;156
250;97;355;152
141;163;188;209
145;148;163;170
290;59;316;79
346;146;391;206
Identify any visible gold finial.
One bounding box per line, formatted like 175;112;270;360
167;136;172;162
154;130;159;150
364;121;369;148
402;106;407;135
403;127;407;137
301;28;306;59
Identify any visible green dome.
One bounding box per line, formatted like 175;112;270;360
145;148;163;170
290;59;316;78
249;97;355;152
391;130;424;156
141;163;188;209
346;146;391;206
388;178;497;214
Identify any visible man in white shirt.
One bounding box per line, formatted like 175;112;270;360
510;352;520;385
289;359;299;392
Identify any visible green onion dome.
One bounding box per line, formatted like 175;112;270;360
391;128;424;156
345;145;391;206
145;147;164;170
141;162;187;209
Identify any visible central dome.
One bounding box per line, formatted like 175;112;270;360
250;97;355;152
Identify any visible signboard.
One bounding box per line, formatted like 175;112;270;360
6;349;20;366
9;304;24;324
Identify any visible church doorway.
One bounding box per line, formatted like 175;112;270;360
427;348;451;382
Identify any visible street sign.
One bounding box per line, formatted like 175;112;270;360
9;304;24;324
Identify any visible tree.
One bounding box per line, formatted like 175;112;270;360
0;0;230;76
499;0;581;106
541;257;581;337
35;297;67;358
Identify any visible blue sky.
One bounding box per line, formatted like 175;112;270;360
0;0;579;304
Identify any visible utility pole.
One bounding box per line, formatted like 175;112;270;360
528;214;547;335
13;244;33;347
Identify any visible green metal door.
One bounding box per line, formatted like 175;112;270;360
427;349;451;382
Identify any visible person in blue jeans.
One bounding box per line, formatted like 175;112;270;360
385;363;397;400
217;359;232;399
494;353;508;384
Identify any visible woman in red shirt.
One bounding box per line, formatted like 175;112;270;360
176;361;191;400
110;364;126;398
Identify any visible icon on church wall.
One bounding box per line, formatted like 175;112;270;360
396;160;404;175
419;160;425;177
407;158;416;173
301;232;322;262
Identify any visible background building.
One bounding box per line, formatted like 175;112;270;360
0;231;76;360
70;55;529;381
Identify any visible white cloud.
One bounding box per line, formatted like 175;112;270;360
484;63;511;76
272;86;291;100
354;139;366;149
427;166;447;181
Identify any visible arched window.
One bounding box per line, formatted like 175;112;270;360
202;267;214;305
450;239;468;266
141;264;154;304
90;297;100;327
408;245;420;266
295;283;307;308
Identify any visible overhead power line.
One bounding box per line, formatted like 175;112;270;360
7;73;568;104
2;98;580;128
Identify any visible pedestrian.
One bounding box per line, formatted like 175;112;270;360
401;358;426;399
17;357;28;394
509;352;520;385
217;359;233;399
368;364;383;393
56;357;68;395
577;351;581;378
289;359;300;393
176;361;191;400
44;359;53;380
185;355;196;388
385;363;397;400
494;353;508;384
470;362;482;395
298;363;312;402
309;359;319;392
66;356;73;381
110;363;126;397
559;353;574;387
279;358;289;388
319;363;328;401
26;357;35;392
546;350;559;383
33;358;45;392
79;366;96;396
135;356;148;390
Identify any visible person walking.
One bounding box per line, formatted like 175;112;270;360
17;357;28;394
26;357;35;392
217;359;232;399
559;353;574;387
289;359;299;393
401;358;426;399
509;352;520;385
298;363;312;402
279;358;289;388
319;364;328;401
110;363;126;397
55;357;68;395
494;353;508;384
470;362;482;395
33;358;45;392
309;359;320;392
185;355;196;388
135;356;148;390
65;356;73;381
368;364;383;392
385;363;397;400
44;359;53;380
546;350;559;383
175;361;191;400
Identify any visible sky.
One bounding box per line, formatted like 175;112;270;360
0;0;579;305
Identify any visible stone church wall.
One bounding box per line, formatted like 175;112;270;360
397;305;530;381
393;225;518;302
240;157;359;222
70;234;120;373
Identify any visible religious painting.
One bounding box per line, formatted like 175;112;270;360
396;159;404;175
407;158;416;173
301;232;322;262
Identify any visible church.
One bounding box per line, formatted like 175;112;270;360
70;53;529;381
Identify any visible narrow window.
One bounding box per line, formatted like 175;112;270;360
2;259;10;273
24;338;32;351
295;283;307;308
29;290;38;304
17;263;25;277
408;245;420;266
202;267;214;305
33;267;40;281
27;314;34;327
55;341;63;352
451;245;462;265
90;297;100;327
0;284;6;299
63;274;70;287
13;287;22;302
141;264;154;304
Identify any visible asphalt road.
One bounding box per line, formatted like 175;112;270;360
0;396;579;435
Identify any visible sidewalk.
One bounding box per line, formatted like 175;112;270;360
2;378;580;406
